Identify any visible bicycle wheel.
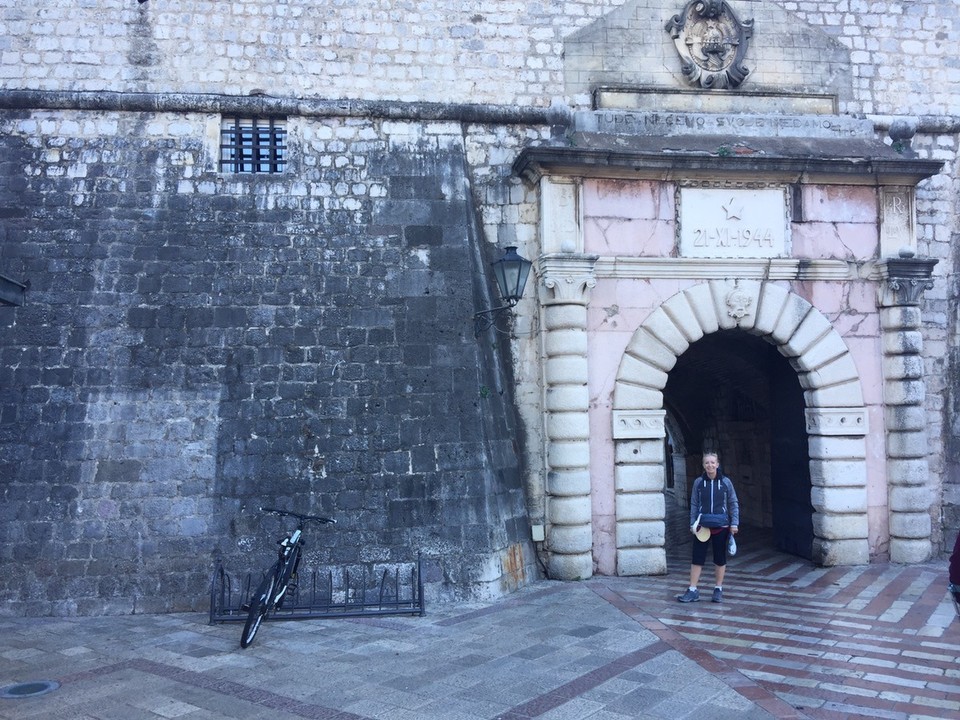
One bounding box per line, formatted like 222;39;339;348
240;574;275;648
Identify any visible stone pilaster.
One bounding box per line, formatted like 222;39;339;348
540;254;596;580
611;410;667;575
805;408;871;565
878;254;938;563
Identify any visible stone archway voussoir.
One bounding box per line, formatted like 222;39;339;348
624;327;678;373
641;307;691;357
805;379;865;408
753;282;791;336
612;383;663;410
804;352;860;392
661;291;706;344
618;353;669;390
793;332;849;372
680;282;721;336
770;293;814;346
782;308;834;358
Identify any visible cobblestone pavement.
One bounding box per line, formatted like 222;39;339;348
1;539;958;720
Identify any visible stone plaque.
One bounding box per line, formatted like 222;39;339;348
678;187;788;258
612;410;666;439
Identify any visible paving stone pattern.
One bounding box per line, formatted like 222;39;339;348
0;541;956;720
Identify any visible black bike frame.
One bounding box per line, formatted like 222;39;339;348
239;507;335;648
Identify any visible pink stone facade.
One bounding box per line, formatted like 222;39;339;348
581;178;890;573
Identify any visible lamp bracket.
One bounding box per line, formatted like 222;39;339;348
473;300;518;337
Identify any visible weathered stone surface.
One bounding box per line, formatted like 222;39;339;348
616;520;665;548
642;307;691;357
545;412;591;441
795;333;849;373
545;385;590;412
882;379;927;406
812;513;869;540
624;327;678;373
662;292;707;344
616;547;667;576
811;486;868;514
889;538;932;564
888;511;932;539
0;120;534;614
886;430;930;459
809;459;868;487
614;439;663;465
813;537;870;566
805;379;865;408
548;525;593;555
615;520;665;550
617;353;669;391
611;383;663;410
547;439;591;470
549;496;593;525
1;0;958;613
804;352;860;392
888;485;935;514
885;459;930;486
615;493;665;522
885;406;928;433
615;464;665;493
807;436;867;461
547;552;593;581
545;356;589;384
782;308;834;358
543;327;588;355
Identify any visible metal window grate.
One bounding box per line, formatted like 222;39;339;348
220;117;287;174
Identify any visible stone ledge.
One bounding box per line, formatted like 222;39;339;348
805;407;869;436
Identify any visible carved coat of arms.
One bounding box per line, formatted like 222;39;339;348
665;0;754;89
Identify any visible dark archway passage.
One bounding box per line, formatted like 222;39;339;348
663;329;813;559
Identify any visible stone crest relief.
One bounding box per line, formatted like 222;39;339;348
665;0;754;89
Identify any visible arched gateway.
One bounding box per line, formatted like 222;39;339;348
513;110;941;583
611;281;869;576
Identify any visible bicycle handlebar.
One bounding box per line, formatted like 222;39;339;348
260;506;336;524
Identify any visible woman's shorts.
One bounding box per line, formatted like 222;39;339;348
692;528;730;566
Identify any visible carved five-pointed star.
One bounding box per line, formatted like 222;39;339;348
722;198;743;220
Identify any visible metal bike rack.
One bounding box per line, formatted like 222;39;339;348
209;554;426;624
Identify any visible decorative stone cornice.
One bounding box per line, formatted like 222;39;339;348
593;256;878;281
612;410;667;439
805;408;869;437
538;254;598;305
876;253;938;307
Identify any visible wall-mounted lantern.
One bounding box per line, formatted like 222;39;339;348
473;246;532;337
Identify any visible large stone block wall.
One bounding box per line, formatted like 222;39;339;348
1;0;960;616
0;109;540;615
0;1;957;115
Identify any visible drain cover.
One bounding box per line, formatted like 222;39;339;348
0;681;60;699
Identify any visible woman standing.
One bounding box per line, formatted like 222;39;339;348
677;452;739;604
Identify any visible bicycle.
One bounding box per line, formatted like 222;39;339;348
240;507;336;648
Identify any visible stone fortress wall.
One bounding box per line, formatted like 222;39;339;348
0;0;958;615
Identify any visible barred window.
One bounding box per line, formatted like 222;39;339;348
220;117;287;174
